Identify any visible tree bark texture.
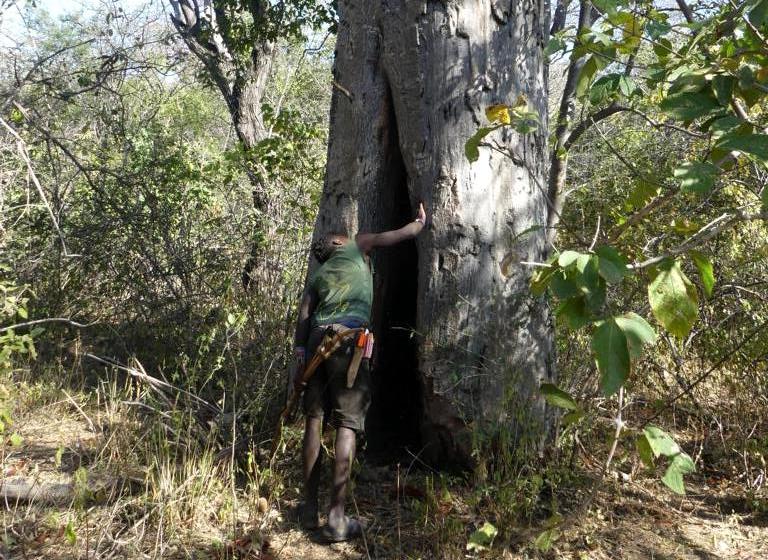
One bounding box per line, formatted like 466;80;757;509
314;0;555;469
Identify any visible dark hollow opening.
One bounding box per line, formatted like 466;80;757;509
365;84;422;463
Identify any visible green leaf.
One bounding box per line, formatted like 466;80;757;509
716;133;768;161
555;297;591;330
592;319;630;396
673;162;718;193
467;521;498;552
17;307;27;319
615;312;657;358
659;92;720;121
510;107;540;134
749;0;768;26
642;425;680;458
589;74;621;105
65;520;77;545
558;250;581;268
465;126;498;163
636;434;654;468
712;75;735;106
661;452;696;495
618;75;636;97
690;251;715;298
648;260;699;338
551;271;580;299
545;36;566;57
562;410;584;426
9;433;22;447
591;0;619;13
576;56;599;99
575;254;600;287
530;266;556;296
708;116;742;140
668;68;708;95
646;18;671;40
596;246;629;284
540;383;578;411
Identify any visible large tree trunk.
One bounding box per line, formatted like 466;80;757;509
314;0;555;469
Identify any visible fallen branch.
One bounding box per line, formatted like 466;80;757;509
83;353;220;416
1;478;73;505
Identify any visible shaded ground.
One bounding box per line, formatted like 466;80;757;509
2;395;768;559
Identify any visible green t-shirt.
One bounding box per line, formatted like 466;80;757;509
311;241;373;326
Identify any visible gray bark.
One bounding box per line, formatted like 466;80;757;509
546;0;597;247
313;0;555;468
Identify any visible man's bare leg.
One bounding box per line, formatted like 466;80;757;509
327;426;356;532
301;416;323;528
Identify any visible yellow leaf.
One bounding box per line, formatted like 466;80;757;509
485;104;511;124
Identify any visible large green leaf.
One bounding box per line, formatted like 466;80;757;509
716;133;768;161
596;246;629;284
661;452;696;495
659;91;720;121
673;162;718;193
749;0;768;26
712;75;735;106
708;115;742;140
636;434;654;468
540;383;578;411
576;254;600;288
530;259;557;296
648;260;699;338
576;56;599;99
466;521;498;552
615;312;657;358
555;297;591;330
551;271;580;299
642;425;680;457
592;319;630;396
690;251;715;298
558;250;581;268
465;126;499;163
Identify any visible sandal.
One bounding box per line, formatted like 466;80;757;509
320;517;364;543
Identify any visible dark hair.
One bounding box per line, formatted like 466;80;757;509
311;233;348;263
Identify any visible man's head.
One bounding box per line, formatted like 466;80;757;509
311;233;349;263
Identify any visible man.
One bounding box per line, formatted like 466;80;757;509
293;202;427;542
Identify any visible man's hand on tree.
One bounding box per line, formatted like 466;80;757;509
415;201;426;225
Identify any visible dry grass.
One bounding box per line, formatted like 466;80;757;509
2;358;768;559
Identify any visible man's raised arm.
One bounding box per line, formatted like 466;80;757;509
355;202;427;254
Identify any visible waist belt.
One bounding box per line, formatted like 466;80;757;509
270;326;365;463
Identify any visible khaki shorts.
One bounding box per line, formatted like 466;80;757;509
303;325;371;432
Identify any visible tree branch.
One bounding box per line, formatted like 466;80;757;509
550;0;572;36
628;207;766;269
0;318;91;334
